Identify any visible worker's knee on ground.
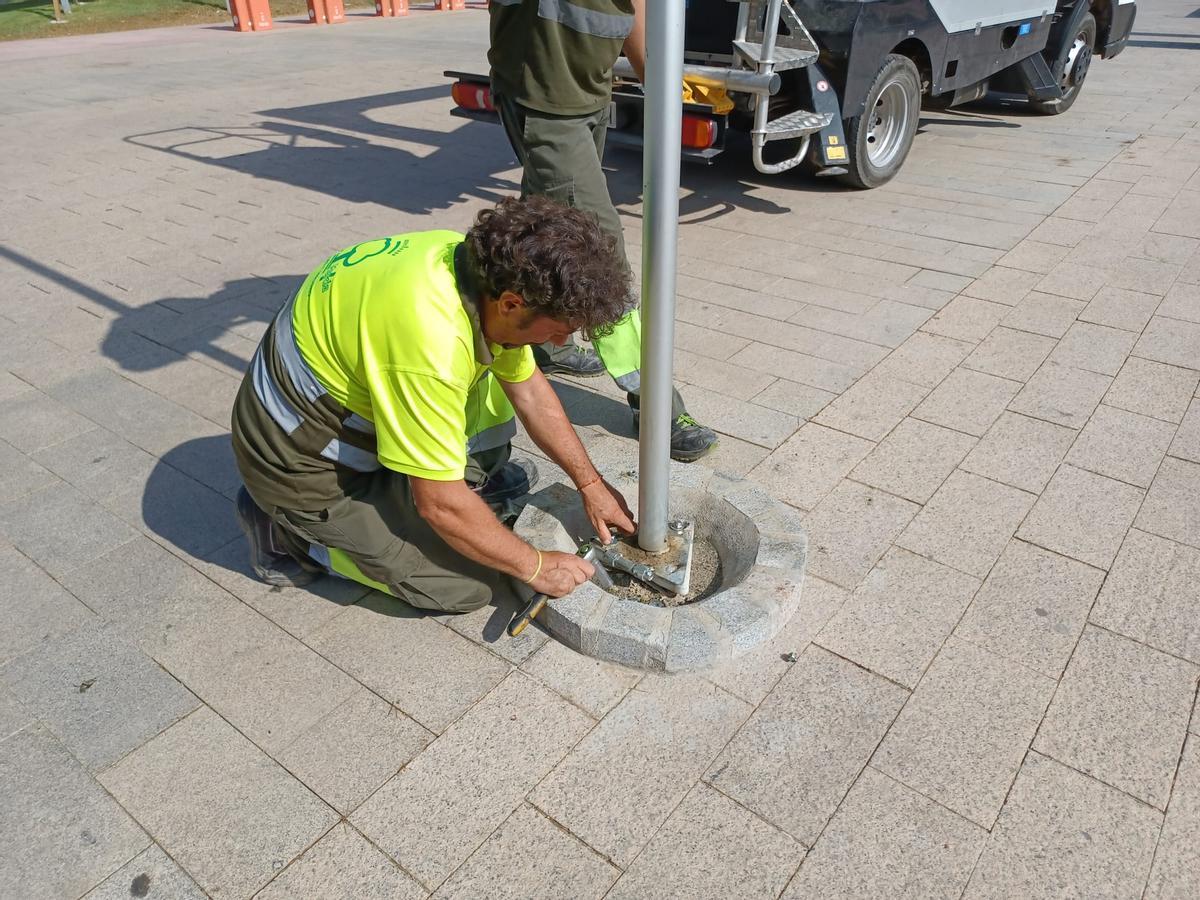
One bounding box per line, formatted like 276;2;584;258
398;575;493;614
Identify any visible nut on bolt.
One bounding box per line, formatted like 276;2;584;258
668;519;689;534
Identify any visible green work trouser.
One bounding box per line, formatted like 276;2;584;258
256;446;509;614
494;92;685;417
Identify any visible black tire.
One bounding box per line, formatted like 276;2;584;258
840;54;922;189
1031;12;1097;115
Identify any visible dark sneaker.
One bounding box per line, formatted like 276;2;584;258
535;344;606;378
628;396;719;463
235;487;320;588
472;458;540;505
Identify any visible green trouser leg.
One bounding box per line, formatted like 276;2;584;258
494;92;685;418
264;445;511;614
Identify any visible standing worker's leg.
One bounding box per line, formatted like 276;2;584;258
494;94;717;462
495;95;605;379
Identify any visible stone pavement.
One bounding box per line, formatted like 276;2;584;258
2;3;1200;897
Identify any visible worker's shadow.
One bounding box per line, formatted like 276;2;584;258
144;432;533;638
100;274;300;376
125;85;809;224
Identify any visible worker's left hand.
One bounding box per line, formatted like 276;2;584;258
580;477;636;545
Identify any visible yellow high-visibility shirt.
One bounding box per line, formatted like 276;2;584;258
290;231;534;481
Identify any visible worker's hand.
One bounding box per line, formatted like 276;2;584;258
531;550;596;598
580;478;637;546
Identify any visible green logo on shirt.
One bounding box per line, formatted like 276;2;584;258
316;238;410;293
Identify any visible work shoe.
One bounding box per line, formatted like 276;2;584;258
629;394;719;463
534;343;605;378
472;457;540;506
235;487;320;588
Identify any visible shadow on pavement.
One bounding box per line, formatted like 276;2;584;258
125;84;807;223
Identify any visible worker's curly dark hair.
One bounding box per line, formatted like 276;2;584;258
465;196;633;339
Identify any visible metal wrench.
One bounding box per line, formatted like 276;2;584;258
507;544;615;637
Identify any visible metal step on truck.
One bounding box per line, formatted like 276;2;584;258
448;0;1137;188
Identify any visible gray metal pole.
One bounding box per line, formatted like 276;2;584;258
637;0;685;554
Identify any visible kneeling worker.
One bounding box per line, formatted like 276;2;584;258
231;196;637;613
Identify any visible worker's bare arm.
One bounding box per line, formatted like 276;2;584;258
623;0;647;84
503;370;636;543
410;477;593;597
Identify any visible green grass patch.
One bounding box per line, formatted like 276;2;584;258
0;0;324;42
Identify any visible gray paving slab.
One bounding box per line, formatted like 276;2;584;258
256;823;425;900
81;843;205;900
874;637;1055;828
803;480;920;590
898;469;1036;578
99;707;336;899
1017;464;1144;569
751;377;836;420
433;804;618;900
0;481;138;579
1170;397;1200;464
276;688;433;816
1;621;199;773
962;265;1041;306
30;428;158;504
706;574;847;706
0;682;31;741
963;752;1161;900
1049;322;1137;377
0;438;57;505
782;766;985;900
1136;315;1200;370
100;461;239;561
1065;403;1176;488
817;547;980;688
959;411;1077;494
1009;362;1112;429
355;671;592;890
1146;736;1200;900
1079;286;1162;333
608;782;805;900
921;296;1008;343
531;674;750;867
811;372;928;442
1157;281;1200;323
0;725;149;900
307;594;510;735
1104;356;1200;424
1034;625;1198;810
962;326;1057;382
44;368;240;496
1035;261;1108;302
955;539;1105;680
912;367;1022;438
705;646;907;846
849;417;977;504
0;541;97;666
1135;456;1200;551
0;391;96;455
519;638;641;719
1001;291;1086;339
748;422;873;512
195;538;368;639
868;331;974;388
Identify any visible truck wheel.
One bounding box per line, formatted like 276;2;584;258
841;54;921;189
1031;12;1097;115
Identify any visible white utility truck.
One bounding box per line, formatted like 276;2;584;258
448;0;1137;188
